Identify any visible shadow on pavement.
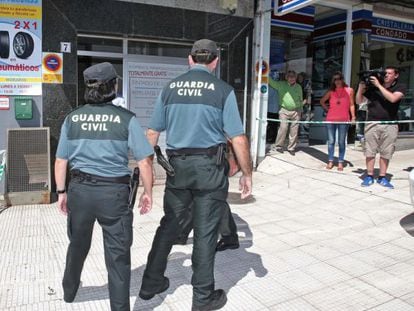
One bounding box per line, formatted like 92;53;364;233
227;191;256;204
400;213;414;236
297;146;354;168
73;213;268;310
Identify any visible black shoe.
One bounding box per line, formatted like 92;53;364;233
139;277;169;300
192;289;227;311
173;235;188;245
63;281;81;303
63;293;76;303
216;239;239;252
288;150;295;156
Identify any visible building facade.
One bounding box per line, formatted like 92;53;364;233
0;0;413;199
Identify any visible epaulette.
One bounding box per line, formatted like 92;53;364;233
113;104;136;117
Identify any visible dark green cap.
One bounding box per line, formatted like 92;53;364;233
83;62;120;83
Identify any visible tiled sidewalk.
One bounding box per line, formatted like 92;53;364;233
0;146;413;310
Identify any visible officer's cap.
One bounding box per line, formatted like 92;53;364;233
83;62;120;83
191;39;218;57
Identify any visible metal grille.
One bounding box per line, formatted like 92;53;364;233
6;128;51;192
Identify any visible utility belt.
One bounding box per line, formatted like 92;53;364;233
70;169;130;184
166;143;227;166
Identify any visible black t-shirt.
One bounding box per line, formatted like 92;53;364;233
364;81;406;121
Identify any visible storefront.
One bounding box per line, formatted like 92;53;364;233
0;0;254;199
266;0;414;147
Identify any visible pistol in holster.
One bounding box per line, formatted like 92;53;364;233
215;143;227;167
128;167;140;209
154;145;175;176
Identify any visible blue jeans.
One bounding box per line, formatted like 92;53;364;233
326;123;349;162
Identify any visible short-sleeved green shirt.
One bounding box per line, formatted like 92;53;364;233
268;79;303;111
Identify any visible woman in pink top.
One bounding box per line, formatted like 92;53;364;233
320;72;356;171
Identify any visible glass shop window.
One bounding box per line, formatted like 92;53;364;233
127;41;190;58
269;28;313;84
78;36;123;53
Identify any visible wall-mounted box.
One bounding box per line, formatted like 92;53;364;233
15;97;33;120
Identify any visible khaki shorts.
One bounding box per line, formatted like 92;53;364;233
364;124;398;159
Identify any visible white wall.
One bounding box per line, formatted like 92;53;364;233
116;0;254;18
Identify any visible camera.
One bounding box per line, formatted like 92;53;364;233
358;69;385;87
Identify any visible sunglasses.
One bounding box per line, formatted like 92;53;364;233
333;77;343;81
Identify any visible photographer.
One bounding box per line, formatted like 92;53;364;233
356;66;406;189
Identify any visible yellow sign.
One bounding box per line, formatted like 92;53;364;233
0;4;42;19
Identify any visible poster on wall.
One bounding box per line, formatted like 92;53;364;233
126;56;188;128
126;55;188;149
0;0;42;95
42;52;63;84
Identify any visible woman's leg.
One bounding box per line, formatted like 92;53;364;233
326;123;336;163
337;124;349;163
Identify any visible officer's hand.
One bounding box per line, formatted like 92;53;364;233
58;193;68;215
138;193;152;215
239;175;252;200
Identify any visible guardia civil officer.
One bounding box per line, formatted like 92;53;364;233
139;39;252;311
55;62;154;311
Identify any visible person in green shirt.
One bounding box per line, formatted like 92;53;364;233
268;70;303;155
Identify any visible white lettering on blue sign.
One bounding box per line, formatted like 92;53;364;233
169;80;215;97
71;114;120;132
375;18;414;32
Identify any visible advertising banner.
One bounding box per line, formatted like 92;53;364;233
0;0;42;95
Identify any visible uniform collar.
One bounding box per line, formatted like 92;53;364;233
190;64;211;73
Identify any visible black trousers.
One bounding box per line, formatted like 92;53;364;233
63;178;132;311
266;112;279;143
141;154;228;307
179;201;238;243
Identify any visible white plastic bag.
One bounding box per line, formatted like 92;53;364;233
0;150;5;182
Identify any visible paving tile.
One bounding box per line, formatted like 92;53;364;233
360;269;414;297
303;278;393;311
0;147;413;310
239;278;296;307
368;298;414;311
325;255;379;277
302;262;353;286
400;291;414;307
269;297;319;310
298;243;343;261
272;269;325;296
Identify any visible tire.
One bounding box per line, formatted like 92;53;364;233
0;31;10;59
13;32;34;59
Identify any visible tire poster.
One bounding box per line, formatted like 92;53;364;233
0;0;42;95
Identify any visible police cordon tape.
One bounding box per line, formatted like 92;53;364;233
259;118;414;125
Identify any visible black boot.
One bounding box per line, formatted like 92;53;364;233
216;238;239;252
192;289;227;311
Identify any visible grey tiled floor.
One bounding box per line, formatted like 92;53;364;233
1;145;413;310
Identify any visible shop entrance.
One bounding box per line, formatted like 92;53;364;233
268;3;351;145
